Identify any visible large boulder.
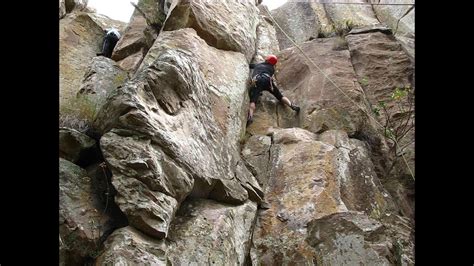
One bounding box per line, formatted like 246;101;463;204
250;128;395;264
270;1;320;50
323;0;380;30
253;10;280;62
95;226;168;265
65;0;88;13
76;57;129;122
346;30;413;107
163;0;259;62
87;13;126;32
306;212;390;265
59;127;98;166
60;13;105;113
309;2;335;37
95;28;262;238
60;12;126;117
100;131;192;238
241;135;272;188
369;0;415;59
319;130;396;218
59;158;117;264
166;199;258;265
307;211;414;265
111;0;167;73
250;128;343;264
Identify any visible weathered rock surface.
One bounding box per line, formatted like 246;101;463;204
65;0;88;13
59;127;98;165
59;158;116;264
60;12;126;116
306;211;390;265
60;0;66;18
250;128;343;264
241;135;272;188
167;199;257;265
346;30;414;217
95;28;262;240
76;57;128;121
370;0;415;59
271;1;320;50
100;131;191;238
274;38;378;138
324;0;380;29
320;130;396;218
58;2;415;264
253;10;280;62
95;226;168;265
250;129;396;264
163;0;259;62
111;0;167;73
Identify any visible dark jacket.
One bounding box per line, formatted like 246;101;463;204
249;62;275;76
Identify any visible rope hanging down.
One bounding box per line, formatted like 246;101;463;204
262;5;415;180
302;2;414;6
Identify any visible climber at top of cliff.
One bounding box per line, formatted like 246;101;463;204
247;54;300;126
96;28;121;58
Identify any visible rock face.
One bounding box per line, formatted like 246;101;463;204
95;27;262;240
163;0;259;62
271;2;320;50
59;1;415;264
250;129;394;264
100;131;190;238
306;212;390;265
323;0;380;29
60;0;66;18
60;12;126;117
274;38;378;138
346;30;413;107
253;10;280;62
307;211;414;265
241;135;272;188
370;0;415;59
60;13;105;113
111;0;168;73
65;0;88;13
59;127;98;165
76;57;128;121
59;158;117;264
95;226;168;265
319;130;396;218
166;199;257;265
346;29;414;218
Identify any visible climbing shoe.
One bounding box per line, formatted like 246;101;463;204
290;104;300;113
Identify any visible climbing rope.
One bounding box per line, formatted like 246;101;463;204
302;2;414;6
262;5;415;180
100;162;110;216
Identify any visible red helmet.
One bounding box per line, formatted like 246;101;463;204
265;54;278;65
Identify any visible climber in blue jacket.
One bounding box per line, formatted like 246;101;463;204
97;28;121;58
247;54;300;126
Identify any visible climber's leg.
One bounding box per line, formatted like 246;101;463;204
270;87;300;113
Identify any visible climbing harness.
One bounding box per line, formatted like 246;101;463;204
251;73;274;91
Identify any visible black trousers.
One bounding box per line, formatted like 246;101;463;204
249;75;283;103
100;33;120;58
